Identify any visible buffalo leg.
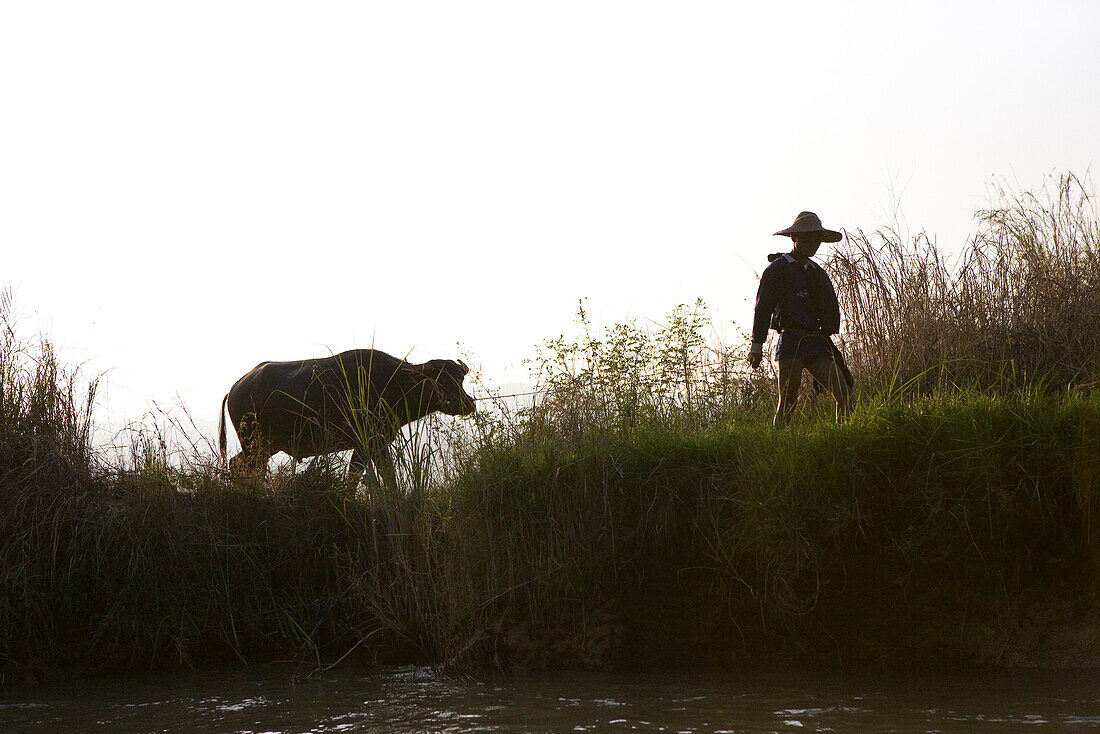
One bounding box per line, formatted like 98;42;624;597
371;448;398;491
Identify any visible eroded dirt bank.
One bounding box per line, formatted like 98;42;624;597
455;565;1100;675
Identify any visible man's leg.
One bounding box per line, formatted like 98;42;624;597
805;355;851;422
774;357;804;428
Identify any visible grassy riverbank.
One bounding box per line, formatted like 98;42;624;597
3;345;1099;683
4;173;1100;683
443;390;1100;671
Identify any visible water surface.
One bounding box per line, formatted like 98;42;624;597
4;666;1100;732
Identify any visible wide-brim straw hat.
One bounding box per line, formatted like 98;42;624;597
773;211;842;243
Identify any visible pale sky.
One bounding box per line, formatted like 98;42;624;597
2;1;1097;444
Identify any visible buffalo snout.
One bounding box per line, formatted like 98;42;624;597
456;389;477;416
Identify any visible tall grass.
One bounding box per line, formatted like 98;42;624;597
829;172;1100;395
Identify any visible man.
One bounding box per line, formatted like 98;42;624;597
747;211;852;427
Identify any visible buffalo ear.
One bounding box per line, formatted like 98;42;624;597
457;359;469;376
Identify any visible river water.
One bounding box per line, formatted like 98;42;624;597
4;666;1100;733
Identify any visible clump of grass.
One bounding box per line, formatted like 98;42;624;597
829;172;1100;395
0;290;103;678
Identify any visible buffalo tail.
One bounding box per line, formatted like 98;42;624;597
218;393;229;459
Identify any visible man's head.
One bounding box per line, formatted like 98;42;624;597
791;231;825;259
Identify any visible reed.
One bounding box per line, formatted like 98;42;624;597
828;172;1100;395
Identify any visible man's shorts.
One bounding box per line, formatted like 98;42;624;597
775;329;831;361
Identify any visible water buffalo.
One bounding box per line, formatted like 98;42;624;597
218;349;476;477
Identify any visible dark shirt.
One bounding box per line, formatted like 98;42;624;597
751;253;841;345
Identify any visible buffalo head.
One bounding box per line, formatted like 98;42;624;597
422;358;477;416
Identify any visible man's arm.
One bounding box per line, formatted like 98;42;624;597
748;264;781;367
